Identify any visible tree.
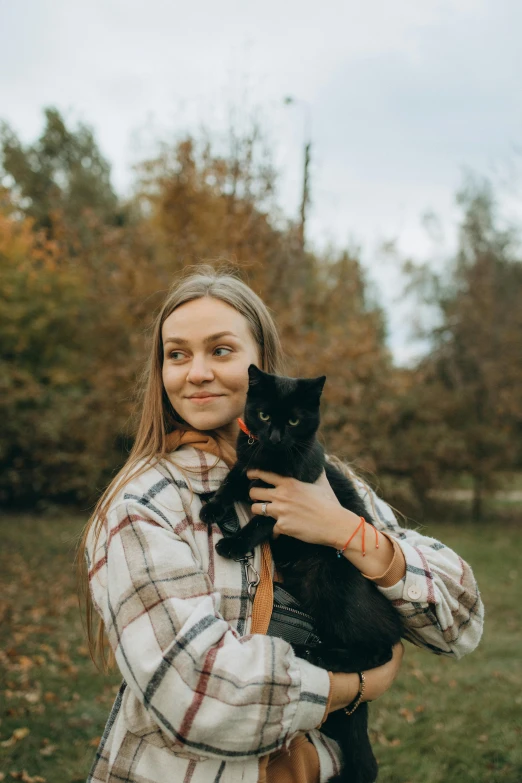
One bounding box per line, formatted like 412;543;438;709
0;110;393;506
136;130;393;473
402;178;522;519
1;107;119;240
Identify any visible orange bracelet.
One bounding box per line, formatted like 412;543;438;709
336;516;380;558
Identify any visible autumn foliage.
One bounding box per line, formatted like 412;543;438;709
1;109;521;518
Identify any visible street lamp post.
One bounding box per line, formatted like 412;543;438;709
284;96;312;255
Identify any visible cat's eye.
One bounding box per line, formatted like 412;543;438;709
258;411;271;421
288;418;300;426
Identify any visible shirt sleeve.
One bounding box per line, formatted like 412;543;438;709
355;482;485;660
86;498;331;762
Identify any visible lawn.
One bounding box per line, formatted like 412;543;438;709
0;508;519;782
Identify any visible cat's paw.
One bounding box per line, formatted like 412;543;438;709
200;501;225;526
215;536;249;560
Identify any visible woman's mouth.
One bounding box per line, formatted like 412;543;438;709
188;395;224;405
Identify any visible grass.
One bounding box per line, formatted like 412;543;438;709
0;510;121;782
369;521;521;783
0;508;520;782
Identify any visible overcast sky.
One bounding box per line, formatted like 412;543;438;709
1;0;521;363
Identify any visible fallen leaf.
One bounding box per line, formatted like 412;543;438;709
89;736;102;747
1;727;30;748
398;708;416;723
9;772;46;783
16;656;34;670
39;744;57;757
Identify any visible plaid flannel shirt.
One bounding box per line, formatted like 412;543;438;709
85;446;484;783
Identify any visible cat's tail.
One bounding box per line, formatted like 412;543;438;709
325;703;379;783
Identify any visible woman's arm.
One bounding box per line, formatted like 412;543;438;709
342;477;485;660
86;497;331;763
322;641;405;720
247;463;484;662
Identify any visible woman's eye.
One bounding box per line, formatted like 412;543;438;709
259;412;271;421
214;347;232;356
288;418;300;426
169;351;185;360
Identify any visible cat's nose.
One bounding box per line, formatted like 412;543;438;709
269;429;281;444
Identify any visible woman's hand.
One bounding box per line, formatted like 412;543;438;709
362;641;405;701
328;642;405;714
247;468;345;547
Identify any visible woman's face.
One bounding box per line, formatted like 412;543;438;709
162;297;261;442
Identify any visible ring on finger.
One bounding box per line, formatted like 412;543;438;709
261;502;268;516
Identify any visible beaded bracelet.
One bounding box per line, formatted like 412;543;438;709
343;671;366;716
336;516;380;558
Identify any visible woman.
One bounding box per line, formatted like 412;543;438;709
78;266;484;783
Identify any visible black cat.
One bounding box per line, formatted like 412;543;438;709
199;364;403;783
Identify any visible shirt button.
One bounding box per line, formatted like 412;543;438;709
407;584;422;601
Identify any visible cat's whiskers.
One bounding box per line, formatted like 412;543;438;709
288;439;314;459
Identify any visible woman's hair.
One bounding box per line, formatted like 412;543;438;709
74;264;288;671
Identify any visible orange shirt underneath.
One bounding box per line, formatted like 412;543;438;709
258;731;321;783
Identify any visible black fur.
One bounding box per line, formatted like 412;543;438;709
199;365;403;783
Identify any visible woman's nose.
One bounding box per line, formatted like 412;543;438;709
186;355;214;384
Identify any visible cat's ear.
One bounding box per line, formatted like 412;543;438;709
247;364;265;387
300;375;326;402
312;375;327;393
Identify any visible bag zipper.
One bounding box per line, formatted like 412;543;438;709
273;603;314;620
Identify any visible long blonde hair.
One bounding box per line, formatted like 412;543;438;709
74;263;376;673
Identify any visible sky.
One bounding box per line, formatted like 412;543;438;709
1;0;521;364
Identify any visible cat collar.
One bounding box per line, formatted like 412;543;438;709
237;417;258;445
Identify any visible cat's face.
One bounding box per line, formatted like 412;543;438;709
243;365;326;447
